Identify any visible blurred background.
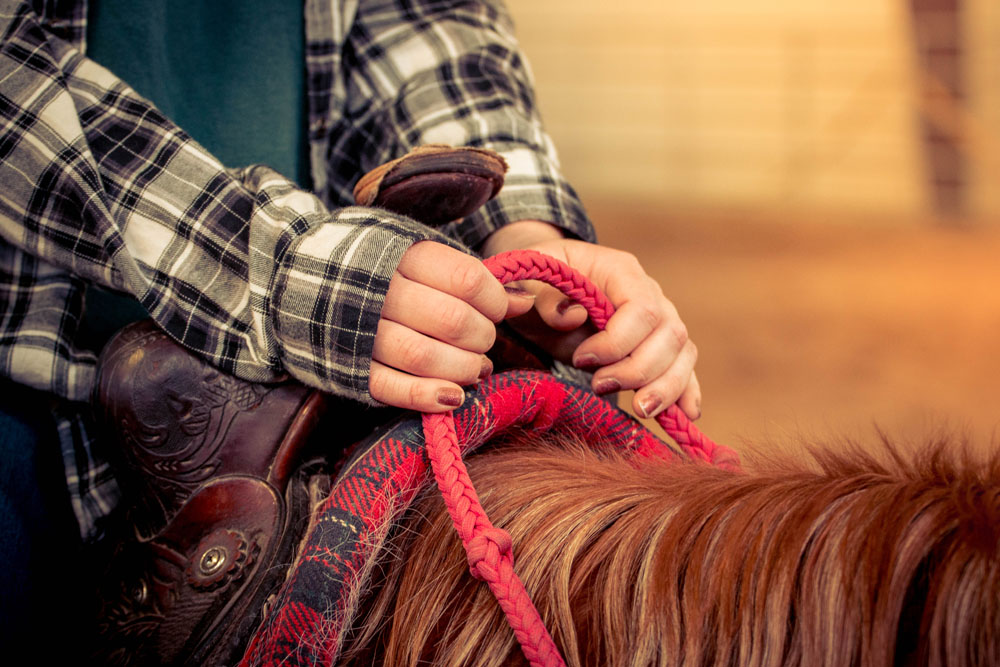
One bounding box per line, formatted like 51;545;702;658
506;0;1000;457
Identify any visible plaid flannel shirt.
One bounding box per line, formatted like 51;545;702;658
0;0;594;538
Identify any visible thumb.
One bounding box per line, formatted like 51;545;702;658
533;284;588;331
503;284;537;319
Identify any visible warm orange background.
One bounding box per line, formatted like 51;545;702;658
506;1;1000;457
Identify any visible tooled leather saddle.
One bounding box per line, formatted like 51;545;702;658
89;145;551;665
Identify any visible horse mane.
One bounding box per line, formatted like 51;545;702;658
337;431;1000;666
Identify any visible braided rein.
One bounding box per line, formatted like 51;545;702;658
422;249;739;667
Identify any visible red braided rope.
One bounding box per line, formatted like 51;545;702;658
424;412;565;666
421;249;739;667
484;250;739;468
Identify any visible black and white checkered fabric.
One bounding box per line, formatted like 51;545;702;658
0;0;594;538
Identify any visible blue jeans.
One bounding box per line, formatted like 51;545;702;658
0;387;89;653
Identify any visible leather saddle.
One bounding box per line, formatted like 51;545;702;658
90;145;548;664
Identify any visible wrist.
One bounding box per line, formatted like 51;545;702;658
481;220;565;257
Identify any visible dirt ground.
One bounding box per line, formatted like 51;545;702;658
585;201;1000;462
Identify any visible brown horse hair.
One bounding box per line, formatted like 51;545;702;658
337;431;1000;666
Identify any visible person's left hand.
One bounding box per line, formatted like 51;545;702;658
482;221;701;422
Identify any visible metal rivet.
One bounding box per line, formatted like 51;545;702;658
132;579;148;605
199;546;227;576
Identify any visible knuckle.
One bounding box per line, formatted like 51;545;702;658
661;375;686;403
459;357;482;384
452;260;488;299
624;252;648;276
439;302;473;342
635;302;663;330
614;248;641;269
668;320;689;348
369;369;395;404
599;336;626;363
687;340;698;364
647;277;667;301
368;371;386;399
398;336;433;373
407;380;427;408
472;325;496;355
629;365;653;387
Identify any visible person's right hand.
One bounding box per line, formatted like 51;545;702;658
369;241;535;411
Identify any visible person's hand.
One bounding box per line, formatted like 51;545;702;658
483;222;701;421
370;241;535;411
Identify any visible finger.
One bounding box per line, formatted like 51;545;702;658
500;278;588;332
588;317;689;392
382;274;497;352
368;360;467;412
677;371;702;421
629;339;699;420
505;306;597;363
397;242;507;322
571;293;684;369
503;284;537;319
563;245;653;312
374;319;491;386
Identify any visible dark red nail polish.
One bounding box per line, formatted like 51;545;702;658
504;286;534;299
573;353;600;370
593;378;621;396
638;394;663;419
437;388;464;407
556;299;582;316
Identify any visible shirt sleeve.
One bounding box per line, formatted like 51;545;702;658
0;0;451;402
322;0;597;249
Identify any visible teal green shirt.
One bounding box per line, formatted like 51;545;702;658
87;0;310;188
82;0;311;347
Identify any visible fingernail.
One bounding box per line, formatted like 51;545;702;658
437;388;465;408
479;357;494;379
573;353;600;370
593;378;621;396
504;286;535;299
556;299;583;316
638;394;663;419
